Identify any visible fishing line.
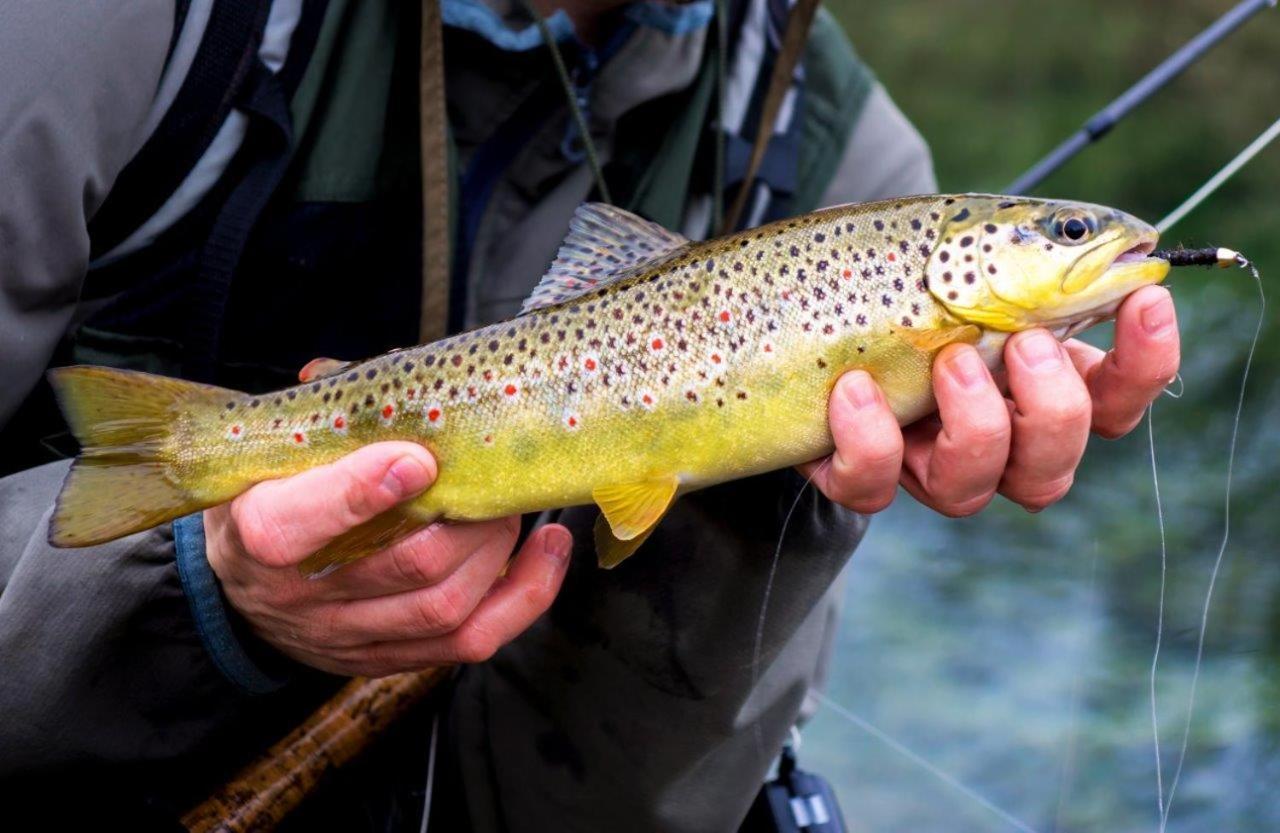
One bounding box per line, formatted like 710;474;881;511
1156;114;1280;234
418;710;440;833
811;689;1044;833
1147;406;1171;823
1157;261;1264;832
750;460;828;764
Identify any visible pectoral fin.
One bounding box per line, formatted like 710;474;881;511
591;475;680;568
896;324;981;353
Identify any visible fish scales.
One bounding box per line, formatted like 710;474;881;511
46;194;1169;569
185;198;951;520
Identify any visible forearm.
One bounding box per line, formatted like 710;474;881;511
0;0;172;424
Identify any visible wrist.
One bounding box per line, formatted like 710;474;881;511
174;512;294;694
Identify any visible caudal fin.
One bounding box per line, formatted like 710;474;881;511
47;366;236;547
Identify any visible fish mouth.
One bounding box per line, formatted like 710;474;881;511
1113;238;1158;264
1049;232;1168;339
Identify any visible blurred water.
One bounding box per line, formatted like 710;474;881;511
803;304;1277;832
805;2;1280;828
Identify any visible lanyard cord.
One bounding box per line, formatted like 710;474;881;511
518;0;614;205
712;0;728;233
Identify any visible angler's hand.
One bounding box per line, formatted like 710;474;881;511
204;442;572;676
801;285;1180;516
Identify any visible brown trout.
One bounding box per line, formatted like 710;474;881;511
48;195;1169;573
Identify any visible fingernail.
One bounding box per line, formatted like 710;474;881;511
1014;331;1063;371
542;527;572;564
383;455;431;498
946;349;987;389
841;372;879;409
1140;293;1175;335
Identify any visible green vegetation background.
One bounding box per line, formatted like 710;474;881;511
807;1;1280;831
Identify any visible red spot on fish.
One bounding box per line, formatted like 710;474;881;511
231;425;241;436
650;337;664;351
382;404;394;419
584;357;597;371
887;252;896;262
333;416;346;429
842;269;852;279
710;352;722;364
293;432;305;444
483;434;493;445
427;407;442;423
718;310;731;323
504;383;518;397
483;370;494;381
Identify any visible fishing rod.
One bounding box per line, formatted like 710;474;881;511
1006;0;1276;195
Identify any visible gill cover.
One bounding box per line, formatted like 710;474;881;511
924;195;1167;332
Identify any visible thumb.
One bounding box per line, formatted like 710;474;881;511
231;442;437;568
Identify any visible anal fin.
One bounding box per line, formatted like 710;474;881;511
591;474;679;569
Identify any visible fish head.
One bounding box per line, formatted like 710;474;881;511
924;195;1169;337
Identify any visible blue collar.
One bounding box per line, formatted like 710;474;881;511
441;0;714;52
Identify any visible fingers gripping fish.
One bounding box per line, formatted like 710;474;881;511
46;195;1170;575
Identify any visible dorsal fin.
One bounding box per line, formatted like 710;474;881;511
520;203;690;314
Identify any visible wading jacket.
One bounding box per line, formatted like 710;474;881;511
0;0;935;829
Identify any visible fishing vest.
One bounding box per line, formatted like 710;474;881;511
3;0;872;474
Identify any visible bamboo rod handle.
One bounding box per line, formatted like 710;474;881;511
182;668;450;833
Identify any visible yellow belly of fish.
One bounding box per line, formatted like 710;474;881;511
410;329;942;522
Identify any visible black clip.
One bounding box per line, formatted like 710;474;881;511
740;728;848;833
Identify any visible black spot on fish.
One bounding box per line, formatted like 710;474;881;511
952;208;970;222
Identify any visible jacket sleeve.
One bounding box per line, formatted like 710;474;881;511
447;85;939;833
0;463;259;776
0;0;172;425
0;1;308;786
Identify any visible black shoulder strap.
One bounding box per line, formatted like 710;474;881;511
87;0;273;260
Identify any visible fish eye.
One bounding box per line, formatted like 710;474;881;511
1049;211;1096;245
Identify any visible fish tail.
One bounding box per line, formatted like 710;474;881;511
46;365;237;547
